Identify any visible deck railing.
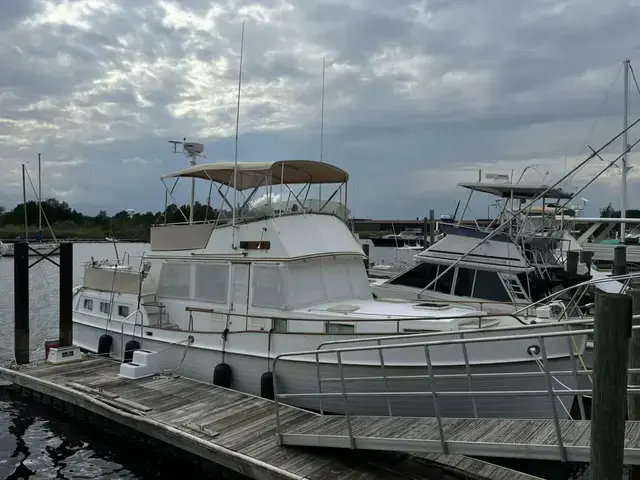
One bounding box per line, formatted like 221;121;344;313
272;318;640;462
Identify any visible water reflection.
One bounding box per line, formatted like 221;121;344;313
0;389;241;479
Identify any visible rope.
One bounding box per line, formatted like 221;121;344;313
572;336;592;385
162;340;192;376
532;356;573;420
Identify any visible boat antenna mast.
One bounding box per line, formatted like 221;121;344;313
319;56;326;205
622;58;631;239
168;138;206;224
231;22;245;249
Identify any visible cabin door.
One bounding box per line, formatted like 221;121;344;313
229;263;250;330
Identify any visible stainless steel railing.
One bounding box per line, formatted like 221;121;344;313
272;319;640;462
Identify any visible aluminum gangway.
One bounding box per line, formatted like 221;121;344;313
272;319;640;464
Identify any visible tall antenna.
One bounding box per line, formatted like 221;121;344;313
319;56;326;204
231;21;245;248
38;152;42;238
22;164;28;240
622;58;630;239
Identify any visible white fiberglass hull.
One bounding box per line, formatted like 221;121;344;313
73;317;582;420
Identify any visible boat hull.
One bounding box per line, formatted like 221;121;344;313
73;319;582;420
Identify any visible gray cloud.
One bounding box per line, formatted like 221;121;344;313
0;0;639;222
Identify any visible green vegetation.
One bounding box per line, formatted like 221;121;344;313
599;203;640;218
0;199;220;241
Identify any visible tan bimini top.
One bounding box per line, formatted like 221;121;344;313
162;160;348;191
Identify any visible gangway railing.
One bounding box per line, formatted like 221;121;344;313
272;320;640;462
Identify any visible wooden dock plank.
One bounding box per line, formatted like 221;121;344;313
280;414;640;464
0;357;546;480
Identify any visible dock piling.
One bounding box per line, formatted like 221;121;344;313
13;241;30;365
629;288;640;480
613;245;627;276
566;250;579;275
590;292;633;479
579;250;594;271
429;209;435;246
59;242;73;347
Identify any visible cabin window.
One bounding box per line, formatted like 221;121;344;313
404;328;439;334
252;265;286;308
325;323;355;334
118;305;130;317
231;264;250;306
287;262;328;308
83;299;93;311
454;268;476;297
194;263;229;304
272;318;288;333
472;271;511;302
157;262;190;299
434;265;455;294
347;262;374;299
324;261;355;301
388;262;438;289
99;302;110;315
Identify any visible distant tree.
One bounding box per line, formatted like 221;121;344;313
94;210;109;228
600;203;616;218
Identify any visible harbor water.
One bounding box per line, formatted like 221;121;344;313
0;242;599;479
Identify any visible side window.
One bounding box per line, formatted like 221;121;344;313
325;323;355;334
454;268;476;297
118;305;130;317
83;299;93;311
99;302;110;314
472;271;510;302
434;266;455;294
272;318;288;333
388;262;439;289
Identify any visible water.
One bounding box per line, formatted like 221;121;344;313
0;243;236;479
0;243;601;479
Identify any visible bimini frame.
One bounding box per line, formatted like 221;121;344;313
159;159;350;229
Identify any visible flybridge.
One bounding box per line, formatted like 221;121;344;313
159;157;351;227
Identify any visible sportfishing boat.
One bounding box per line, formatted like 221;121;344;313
372;180;632;314
71;149;587;420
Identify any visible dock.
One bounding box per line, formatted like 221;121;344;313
277;414;640;463
0;357;541;480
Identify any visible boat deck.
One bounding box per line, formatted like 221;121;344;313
0;356;542;480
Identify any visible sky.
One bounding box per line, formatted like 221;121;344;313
1;0;640;220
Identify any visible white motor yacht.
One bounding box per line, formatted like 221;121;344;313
71;154;586;420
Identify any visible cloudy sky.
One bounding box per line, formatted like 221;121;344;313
1;0;640;219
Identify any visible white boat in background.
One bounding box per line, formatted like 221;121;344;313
372;181;631;314
368;244;423;279
70;147;587;420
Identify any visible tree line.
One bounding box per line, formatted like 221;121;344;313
0;199;222;240
599;203;640;218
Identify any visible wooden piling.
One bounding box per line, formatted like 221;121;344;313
13;241;30;365
590;292;633;479
429;209;435;246
566;250;579;275
59;242;73;347
629;288;640;480
613;245;627;276
579;250;594;271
